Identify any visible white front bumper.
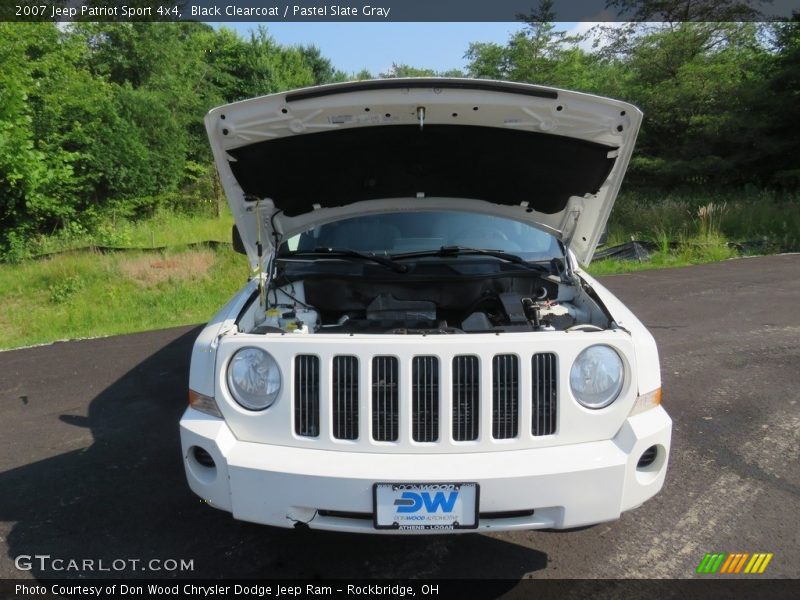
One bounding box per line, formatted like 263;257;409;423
180;406;671;533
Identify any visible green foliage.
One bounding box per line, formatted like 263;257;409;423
466;1;590;86
587;235;738;276
607;22;772;187
0;23;345;261
379;63;465;78
22;206;234;258
48;274;84;304
605;0;762;22
0;24;78;259
741;18;800;189
202;25;319;100
608;189;800;252
299;44;349;84
353;68;374;81
464;10;799;193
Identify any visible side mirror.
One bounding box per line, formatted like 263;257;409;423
232;224;247;255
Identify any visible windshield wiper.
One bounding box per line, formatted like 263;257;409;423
280;247;408;273
392;246;550;272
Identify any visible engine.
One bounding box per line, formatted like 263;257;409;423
242;274;608;335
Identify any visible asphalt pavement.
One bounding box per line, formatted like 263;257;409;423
1;254;798;581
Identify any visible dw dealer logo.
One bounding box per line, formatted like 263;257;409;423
696;552;774;574
394;491;459;513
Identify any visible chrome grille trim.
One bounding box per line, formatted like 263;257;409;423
532;352;557;436
332;356;359;440
294;355;320;437
412;356;439;442
372;356;399;442
452;355;479;441
492;354;519;439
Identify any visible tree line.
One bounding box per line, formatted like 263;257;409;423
463;14;799;192
0;16;798;260
0;22;346;259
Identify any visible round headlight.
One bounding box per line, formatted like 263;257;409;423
569;345;624;409
227;347;281;410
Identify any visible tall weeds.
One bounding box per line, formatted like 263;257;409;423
610;189;799;253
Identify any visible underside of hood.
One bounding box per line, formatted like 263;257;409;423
205;79;642;266
228;125;615;217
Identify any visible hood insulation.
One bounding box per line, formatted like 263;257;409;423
228;125;617;217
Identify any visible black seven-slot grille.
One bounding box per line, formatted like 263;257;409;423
452;355;480;441
332;355;359;440
412;356;439;442
532;353;558;436
293;353;558;441
372;356;399;441
294;354;320;437
492;354;519;439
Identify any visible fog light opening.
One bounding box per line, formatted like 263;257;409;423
192;446;216;469
637;445;658;469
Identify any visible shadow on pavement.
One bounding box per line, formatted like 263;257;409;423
0;327;546;580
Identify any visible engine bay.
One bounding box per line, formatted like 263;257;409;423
239;269;612;335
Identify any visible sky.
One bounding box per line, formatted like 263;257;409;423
217;22;537;75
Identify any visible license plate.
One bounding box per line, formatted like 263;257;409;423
373;482;479;530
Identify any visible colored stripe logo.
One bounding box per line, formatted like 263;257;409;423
696;552;773;574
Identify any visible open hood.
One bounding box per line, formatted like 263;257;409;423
205;78;642;266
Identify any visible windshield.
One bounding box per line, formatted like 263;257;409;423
280;211;562;261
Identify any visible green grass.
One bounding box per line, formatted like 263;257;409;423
587;234;738;276
608;188;800;252
0;246;249;350
589;188;798;276
120;209;235;248
1;207;247;350
27;208;235;257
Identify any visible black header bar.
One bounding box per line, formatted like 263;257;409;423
3;0;799;23
2;579;800;600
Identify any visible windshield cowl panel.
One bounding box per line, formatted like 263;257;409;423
278;211;564;265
